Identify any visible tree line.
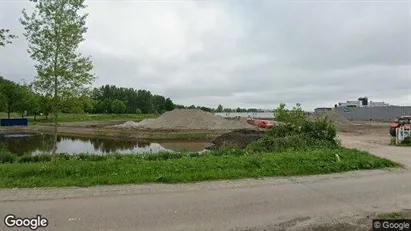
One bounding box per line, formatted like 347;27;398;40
0;77;266;118
0;0;270;154
0;77;175;118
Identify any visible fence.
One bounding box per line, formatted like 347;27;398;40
396;126;411;145
334;106;411;122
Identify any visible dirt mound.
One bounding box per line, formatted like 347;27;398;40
311;110;354;129
113;109;255;130
112;119;154;129
206;129;264;150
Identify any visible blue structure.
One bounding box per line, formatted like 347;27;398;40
0;118;28;126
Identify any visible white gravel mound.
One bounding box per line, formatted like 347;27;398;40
113;109;255;130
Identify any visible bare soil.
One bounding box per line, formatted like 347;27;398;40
0;125;226;141
206;129;265;150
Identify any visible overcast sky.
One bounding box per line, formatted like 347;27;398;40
0;0;410;111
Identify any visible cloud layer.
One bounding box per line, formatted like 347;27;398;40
0;0;410;110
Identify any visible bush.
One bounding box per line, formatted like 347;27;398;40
274;103;307;127
144;151;184;161
252;103;338;151
0;148;17;164
401;136;411;146
265;122;299;138
18;154;52;163
301;117;337;145
246;134;337;153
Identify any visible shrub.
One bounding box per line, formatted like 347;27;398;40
0;148;17;164
144;151;184;161
265;123;299;138
401;136;411;146
246;134;337;153
274;103;307;127
252;103;338;151
18;154;52;163
301;117;337;145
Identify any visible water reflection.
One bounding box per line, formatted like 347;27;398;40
0;134;210;155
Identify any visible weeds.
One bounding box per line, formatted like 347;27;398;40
401;136;411;146
0;148;16;164
0;104;399;188
0;148;397;188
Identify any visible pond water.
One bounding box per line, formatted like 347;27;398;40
0;134;210;156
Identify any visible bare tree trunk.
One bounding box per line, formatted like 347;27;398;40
52;109;58;154
52;75;58;155
34;113;37;121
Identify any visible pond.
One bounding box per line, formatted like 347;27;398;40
0;134;211;156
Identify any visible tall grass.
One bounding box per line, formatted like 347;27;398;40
0;147;397;188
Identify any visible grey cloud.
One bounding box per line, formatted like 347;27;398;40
0;0;410;110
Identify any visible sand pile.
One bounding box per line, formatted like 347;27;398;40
114;109;255;130
113;119;154;129
311;110;354;128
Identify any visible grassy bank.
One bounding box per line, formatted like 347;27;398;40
0;147;398;188
0;126;223;141
0;104;400;189
0;112;158;124
378;210;411;219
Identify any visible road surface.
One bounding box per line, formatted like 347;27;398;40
0;134;410;231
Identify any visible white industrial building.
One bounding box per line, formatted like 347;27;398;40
335;97;389;108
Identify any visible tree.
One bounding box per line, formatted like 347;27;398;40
0;80;20;118
274;103;307;126
152;95;166;113
216;104;223;112
164;98;175;111
14;84;34;118
79;95;96;113
60;96;84;114
31;94;41;121
40;95;53;120
0;93;5;112
111;99;126;114
21;0;96;154
0;29;17;47
136;90;153;114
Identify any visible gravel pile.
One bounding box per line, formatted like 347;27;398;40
113;119;154;129
114;109;255;130
311;110;354;128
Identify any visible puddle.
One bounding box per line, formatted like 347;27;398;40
0;133;210;155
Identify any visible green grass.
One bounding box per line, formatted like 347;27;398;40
0;147;398;188
377;210;411;219
0;112;158;124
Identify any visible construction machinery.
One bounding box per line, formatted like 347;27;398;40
389;115;411;137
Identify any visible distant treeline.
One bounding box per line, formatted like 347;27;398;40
0;76;266;118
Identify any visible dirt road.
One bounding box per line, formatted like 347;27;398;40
0;126;410;231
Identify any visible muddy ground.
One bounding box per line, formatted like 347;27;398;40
206;121;393;150
0;119;393;144
0;120;228;141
